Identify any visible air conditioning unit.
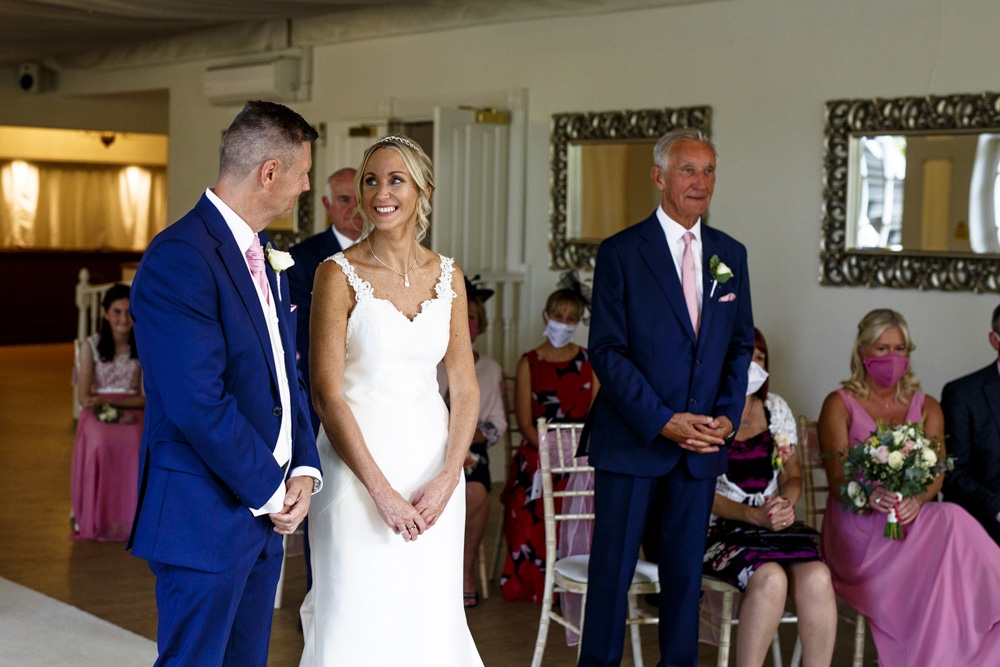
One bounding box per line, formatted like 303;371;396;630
203;58;301;106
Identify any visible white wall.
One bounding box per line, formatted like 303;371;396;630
4;0;998;419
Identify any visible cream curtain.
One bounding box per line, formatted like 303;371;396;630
0;161;167;250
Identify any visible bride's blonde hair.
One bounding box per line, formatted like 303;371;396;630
841;308;920;402
354;135;434;243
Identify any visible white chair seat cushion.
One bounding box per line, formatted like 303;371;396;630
553;555;660;585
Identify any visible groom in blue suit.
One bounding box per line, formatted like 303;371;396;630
579;128;754;667
129;101;322;667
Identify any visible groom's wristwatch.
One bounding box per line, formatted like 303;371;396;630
312;477;321;493
723;429;736;445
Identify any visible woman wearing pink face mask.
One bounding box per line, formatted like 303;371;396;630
819;308;1000;666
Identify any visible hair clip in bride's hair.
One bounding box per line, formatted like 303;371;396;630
375;135;419;151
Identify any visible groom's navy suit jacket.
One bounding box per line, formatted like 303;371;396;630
129;194;320;572
587;213;754;479
942;362;1000;545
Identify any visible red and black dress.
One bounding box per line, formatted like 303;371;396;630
499;348;593;603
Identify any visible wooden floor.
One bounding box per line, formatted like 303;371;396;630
0;343;875;666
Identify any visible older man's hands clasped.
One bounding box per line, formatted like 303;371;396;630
661;413;733;453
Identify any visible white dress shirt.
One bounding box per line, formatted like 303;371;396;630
656;206;703;312
331;226;360;251
206;188;321;515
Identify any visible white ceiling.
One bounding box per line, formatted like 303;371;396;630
1;0;721;69
0;0;406;67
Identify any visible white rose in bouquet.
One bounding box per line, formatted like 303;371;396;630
887;450;905;470
847;481;867;508
920;447;938;468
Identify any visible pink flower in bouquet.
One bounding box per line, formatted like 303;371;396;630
902;441;916;455
873;445;889;463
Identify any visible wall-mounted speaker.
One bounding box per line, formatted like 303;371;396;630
16;62;46;93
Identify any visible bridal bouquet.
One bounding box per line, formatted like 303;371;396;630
840;420;952;540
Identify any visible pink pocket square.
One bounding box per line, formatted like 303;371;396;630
718;293;736;302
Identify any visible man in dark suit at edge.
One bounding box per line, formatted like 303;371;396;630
942;303;1000;546
579;128;754;667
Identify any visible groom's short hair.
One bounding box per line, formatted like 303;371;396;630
219;100;318;180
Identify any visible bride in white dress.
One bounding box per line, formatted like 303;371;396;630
300;135;484;666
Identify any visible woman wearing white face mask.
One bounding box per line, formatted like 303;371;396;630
499;283;600;602
703;328;837;667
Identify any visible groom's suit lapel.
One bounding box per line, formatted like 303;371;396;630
261;239;300;398
197;197;280;388
637;215;697;343
698;228;721;350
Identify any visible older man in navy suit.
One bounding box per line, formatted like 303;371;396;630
130;101;322;667
579;128;754;667
942;303;1000;546
287;167;363;433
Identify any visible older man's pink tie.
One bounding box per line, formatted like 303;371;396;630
682;231;698;337
246;234;270;305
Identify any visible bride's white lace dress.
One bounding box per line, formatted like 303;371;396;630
299;252;484;667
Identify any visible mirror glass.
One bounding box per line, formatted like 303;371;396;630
847;132;1000;254
550;105;711;270
566;140;660;243
821;93;1000;293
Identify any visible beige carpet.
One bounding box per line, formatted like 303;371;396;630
0;577;157;666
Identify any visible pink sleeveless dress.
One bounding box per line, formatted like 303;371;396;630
822;389;1000;666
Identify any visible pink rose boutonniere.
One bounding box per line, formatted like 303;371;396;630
771;431;793;473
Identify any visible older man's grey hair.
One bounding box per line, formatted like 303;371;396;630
653;128;717;170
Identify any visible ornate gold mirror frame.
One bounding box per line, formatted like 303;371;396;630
822;92;1000;292
549;106;712;270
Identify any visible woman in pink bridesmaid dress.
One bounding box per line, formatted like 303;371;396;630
71;283;144;541
819;309;1000;666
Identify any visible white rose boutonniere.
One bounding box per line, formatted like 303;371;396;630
264;242;295;301
709;255;733;298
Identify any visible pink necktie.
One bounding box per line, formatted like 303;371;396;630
682;231;699;337
246;234;270;305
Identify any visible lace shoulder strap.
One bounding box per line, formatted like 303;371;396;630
434;254;458;302
329;252;373;302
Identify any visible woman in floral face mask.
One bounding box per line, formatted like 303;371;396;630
701;328;836;667
819;308;1000;667
499;283;600;603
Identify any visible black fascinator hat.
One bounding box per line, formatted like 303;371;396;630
464;274;495;302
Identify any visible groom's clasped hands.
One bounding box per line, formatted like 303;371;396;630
661;412;734;453
268;475;315;535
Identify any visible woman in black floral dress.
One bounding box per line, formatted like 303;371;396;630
703;329;836;667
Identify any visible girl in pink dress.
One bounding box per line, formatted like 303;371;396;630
71;283;144;541
819;309;1000;666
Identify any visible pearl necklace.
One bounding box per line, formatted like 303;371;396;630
367;236;416;288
